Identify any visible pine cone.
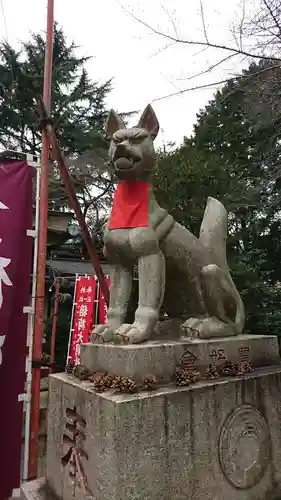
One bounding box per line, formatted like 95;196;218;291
175;367;191;386
103;374;114;388
188;369;201;383
205;364;220;380
92;378;107;392
175;367;185;386
73;364;91;380
65;361;75;374
219;360;238;377
119;377;138;393
88;371;106;383
175;367;201;386
111;376;123;390
91;373;103;383
143;375;157;390
237;361;252;375
87;371;109;392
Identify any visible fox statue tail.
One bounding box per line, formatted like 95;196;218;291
199;197;245;333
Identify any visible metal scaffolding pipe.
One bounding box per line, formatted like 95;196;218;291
28;0;54;479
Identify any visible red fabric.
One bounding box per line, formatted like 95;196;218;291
109;181;151;229
99;275;110;323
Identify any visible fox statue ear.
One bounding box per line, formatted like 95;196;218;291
105;110;125;138
137;104;159;139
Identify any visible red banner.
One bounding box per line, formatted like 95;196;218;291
0;161;33;499
99;276;110;324
68;276;97;365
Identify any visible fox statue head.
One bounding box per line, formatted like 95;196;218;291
105;104;159;180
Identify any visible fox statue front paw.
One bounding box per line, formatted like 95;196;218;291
91;324;115;343
181;316;237;339
114;323;151;344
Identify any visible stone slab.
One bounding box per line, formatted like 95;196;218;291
20;478;55;500
46;368;281;500
80;334;280;383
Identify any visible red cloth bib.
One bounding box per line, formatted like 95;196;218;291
109;181;151;229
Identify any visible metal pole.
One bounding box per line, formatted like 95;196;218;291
28;0;54;479
50;278;60;373
37;99;109;306
23;157;41;481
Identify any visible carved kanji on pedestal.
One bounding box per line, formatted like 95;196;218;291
61;407;93;499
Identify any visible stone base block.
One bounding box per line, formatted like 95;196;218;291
20;478;55;500
46;368;281;500
80;334;280;383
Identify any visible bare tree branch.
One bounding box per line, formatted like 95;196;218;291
239;0;246;51
199;0;209;44
149;41;177;58
262;0;281;40
175;54;236;82
160;2;179;39
152;79;230;102
151;63;281;103
119;2;281;62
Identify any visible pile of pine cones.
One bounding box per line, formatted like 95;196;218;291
175;358;253;385
66;357;252;396
68;362;160;394
93;373;138;393
203;359;252;380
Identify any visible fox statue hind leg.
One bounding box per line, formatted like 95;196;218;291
181;197;245;339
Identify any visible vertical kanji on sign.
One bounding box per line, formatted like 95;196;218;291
68;276;97;365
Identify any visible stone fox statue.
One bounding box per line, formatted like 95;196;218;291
93;104;245;344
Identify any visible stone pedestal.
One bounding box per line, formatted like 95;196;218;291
44;367;281;500
22;335;281;500
80;334;280;383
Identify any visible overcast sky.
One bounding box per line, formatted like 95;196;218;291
0;0;253;147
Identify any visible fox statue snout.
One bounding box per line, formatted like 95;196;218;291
105;105;160;180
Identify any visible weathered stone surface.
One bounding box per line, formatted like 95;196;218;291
20;478;55;500
46;368;281;500
80;334;280;383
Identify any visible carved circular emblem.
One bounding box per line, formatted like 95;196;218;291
218;405;271;489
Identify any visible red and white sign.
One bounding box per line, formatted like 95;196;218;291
68;276;97;365
99;275;110;324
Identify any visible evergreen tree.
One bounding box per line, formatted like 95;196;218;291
0;23;111;154
154;59;281;336
0;23;115;223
